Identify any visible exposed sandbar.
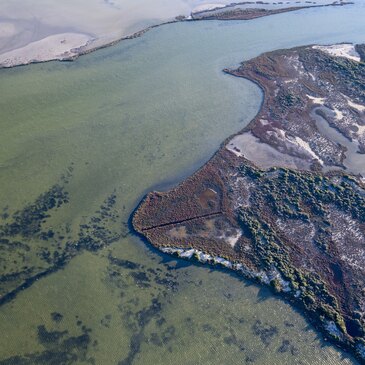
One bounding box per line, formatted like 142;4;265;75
0;0;353;68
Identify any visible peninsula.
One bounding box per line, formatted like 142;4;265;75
133;43;365;363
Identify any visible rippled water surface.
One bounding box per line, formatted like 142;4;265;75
0;3;364;364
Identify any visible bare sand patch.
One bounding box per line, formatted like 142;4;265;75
0;33;92;67
307;94;326;105
347;98;365;113
313;43;361;62
191;3;226;13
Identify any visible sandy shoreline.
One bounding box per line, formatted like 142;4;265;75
0;33;93;68
0;0;352;68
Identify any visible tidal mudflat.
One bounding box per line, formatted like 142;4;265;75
0;3;365;364
0;0;351;67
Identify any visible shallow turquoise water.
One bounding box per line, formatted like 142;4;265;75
0;3;364;364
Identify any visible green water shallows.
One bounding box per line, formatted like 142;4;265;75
0;3;364;364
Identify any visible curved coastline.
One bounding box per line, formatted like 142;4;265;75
0;5;364;362
132;44;365;363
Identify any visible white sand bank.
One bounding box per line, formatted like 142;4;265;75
191;3;226;13
0;0;355;68
313;44;361;62
0;33;92;67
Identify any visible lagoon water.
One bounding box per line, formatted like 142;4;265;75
0;3;364;364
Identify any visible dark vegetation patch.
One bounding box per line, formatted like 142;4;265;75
245;355;256;364
100;314;112;328
37;325;68;345
252;320;278;346
0;184;69;238
223;332;245;352
129;271;151;288
107;252;179;294
156;317;166;327
108;255;140;270
277;338;299;355
236;165;365;338
191;5;316;21
148;332;163;347
154;277;179;292
284;321;294;328
203;324;220;338
0;167;125;306
118;298;164;365
105;249;184;365
51;312;64;322
0;319;92;365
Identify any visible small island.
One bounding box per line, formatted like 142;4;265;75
133;43;365;363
